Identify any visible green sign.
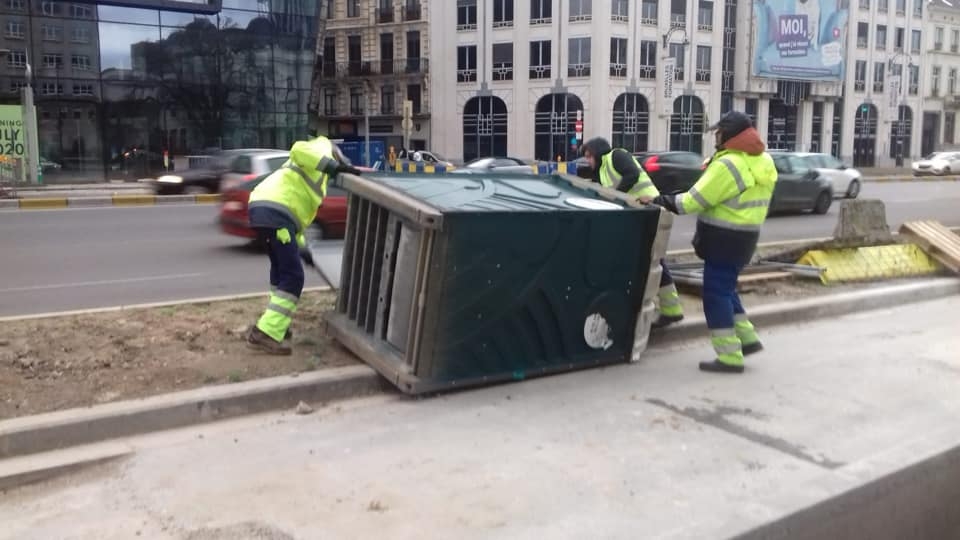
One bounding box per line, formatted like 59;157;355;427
0;105;25;182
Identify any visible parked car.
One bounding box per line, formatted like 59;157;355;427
633;151;705;194
769;153;834;215
449;157;535;175
218;165;376;243
912;152;960;176
397;149;456;169
788;152;862;199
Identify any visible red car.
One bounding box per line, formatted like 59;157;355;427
218;168;373;242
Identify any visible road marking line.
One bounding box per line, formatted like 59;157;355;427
0;273;207;293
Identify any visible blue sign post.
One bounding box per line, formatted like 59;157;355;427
752;0;848;81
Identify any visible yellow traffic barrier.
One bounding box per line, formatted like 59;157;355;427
112;195;157;206
797;244;942;284
19;198;67;209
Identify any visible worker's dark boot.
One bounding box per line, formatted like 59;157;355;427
284;328;293;341
651;314;684;330
699;360;745;374
742;341;764;356
246;327;292;356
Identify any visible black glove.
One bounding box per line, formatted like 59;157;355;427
650;194;680;214
336;163;362;176
299;246;315;268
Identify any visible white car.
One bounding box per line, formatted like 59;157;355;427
794;152;862;199
218;150;291;192
912;152;960;177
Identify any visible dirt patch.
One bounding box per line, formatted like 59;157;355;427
0;291;359;420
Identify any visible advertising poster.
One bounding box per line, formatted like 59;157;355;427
0;105;26;183
752;0;849;81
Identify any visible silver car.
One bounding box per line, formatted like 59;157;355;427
793;152;862;199
911;152;960;176
218;150;291;192
450;157;535;175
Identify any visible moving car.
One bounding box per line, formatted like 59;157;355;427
633;151;705;194
912;152;960;176
789;152;862;199
449;157;535;175
397;149;455;169
769;153;834;214
154;149;288;195
219;165;376;243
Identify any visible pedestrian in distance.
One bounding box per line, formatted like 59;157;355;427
245;136;359;355
580;137;685;328
639;111;777;373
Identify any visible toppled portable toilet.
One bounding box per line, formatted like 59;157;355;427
326;172;671;394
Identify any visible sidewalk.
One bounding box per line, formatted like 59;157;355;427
2;296;958;539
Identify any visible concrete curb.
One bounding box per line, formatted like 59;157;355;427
0;365;387;460
864;175;960;183
0;441;133;491
1;194;221;209
651;277;960;346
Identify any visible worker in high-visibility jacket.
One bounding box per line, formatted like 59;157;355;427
245;136;358;355
640;112;777;373
581;137;684;328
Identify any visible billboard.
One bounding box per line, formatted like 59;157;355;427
0;105;25;183
752;0;848;81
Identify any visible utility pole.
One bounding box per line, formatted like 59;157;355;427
364;81;371;168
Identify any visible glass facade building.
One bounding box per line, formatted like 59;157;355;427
0;0;317;181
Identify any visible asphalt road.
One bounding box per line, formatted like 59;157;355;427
1;181;958;317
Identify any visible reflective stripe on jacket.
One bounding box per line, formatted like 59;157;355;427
599;151;659;198
674;150;777;231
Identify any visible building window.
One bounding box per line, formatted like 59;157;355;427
6;0;25;11
349;87;364;115
377;0;394;23
945;112;956;145
896;0;905;15
493;0;514;28
407;84;422;114
4;20;24;39
347;35;362;75
404;0;422;21
698;0;713;31
876;25;886;50
638;40;657;79
669;42;685;81
570;0;592;22
641;0;657;25
911;30;921;54
931;66;941;96
41;82;63;96
9;80;27;94
696;45;711;82
909;64;919;95
671;0;687;28
857;23;869;48
323;91;337;116
41;24;62;42
859;0;869;9
913;0;922;16
69;3;92;18
492;43;513;81
612;0;628;21
609;37;627;77
380;33;394;74
953;29;960;53
41;1;58;15
406;31;422;72
612;93;650;153
457;0;478;30
854;60;867;92
463;96;508;162
529;40;551;79
381;85;395;114
530;0;552;24
873;62;884;92
878;0;888;12
894;27;904;51
347;0;359;18
950;68;958;96
721;48;734;90
71;27;90;44
322;37;336;77
72;83;93;96
568;37;591;77
935;27;944;50
6;49;26;68
71;55;91;71
43;54;63;69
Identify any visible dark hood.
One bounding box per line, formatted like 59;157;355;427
583;137;613;159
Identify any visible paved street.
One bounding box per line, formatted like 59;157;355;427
1;181;959;317
2;296;959;539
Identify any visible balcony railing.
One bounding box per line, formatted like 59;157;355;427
696;68;711;82
855;80;866;92
671;15;686;28
909;83;919;95
675;67;685;81
529;65;551;79
403;4;421;21
873;81;884;92
377;7;394;23
568;63;591;77
457;69;477;83
324;58;430;79
857;37;868;48
609;63;627;78
638;65;656;79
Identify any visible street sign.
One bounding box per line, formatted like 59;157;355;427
887;75;901;115
662;56;677;115
576;109;583;121
401;118;413;131
575;120;583;133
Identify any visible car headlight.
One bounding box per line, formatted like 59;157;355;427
157;175;183;184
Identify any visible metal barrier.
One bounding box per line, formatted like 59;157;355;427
390;160;580;175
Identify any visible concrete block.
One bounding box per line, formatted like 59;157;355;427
19;198;67;209
833;199;893;244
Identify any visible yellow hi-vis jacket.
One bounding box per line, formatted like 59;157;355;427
599;151;659;198
674;150;777;232
248;137;339;245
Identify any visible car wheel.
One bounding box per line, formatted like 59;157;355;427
845;179;861;199
813;191;832;215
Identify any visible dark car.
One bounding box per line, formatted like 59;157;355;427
769;153;834;215
633;151;705;194
153;149;286;195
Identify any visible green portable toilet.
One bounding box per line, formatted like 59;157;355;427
326;172;672;394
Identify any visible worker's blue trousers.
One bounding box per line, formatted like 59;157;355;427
701;260;745;330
